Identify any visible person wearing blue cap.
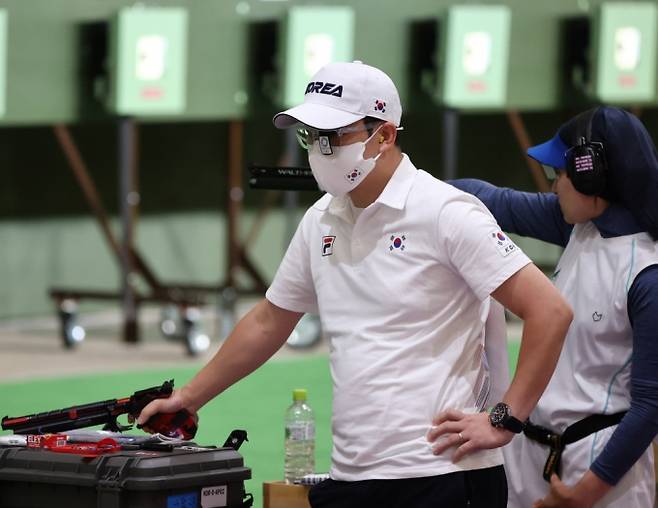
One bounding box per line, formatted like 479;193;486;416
441;106;658;507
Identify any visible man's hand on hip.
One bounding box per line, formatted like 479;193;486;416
427;409;513;462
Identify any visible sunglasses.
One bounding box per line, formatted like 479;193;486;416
295;121;385;155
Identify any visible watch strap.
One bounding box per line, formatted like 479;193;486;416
503;414;525;433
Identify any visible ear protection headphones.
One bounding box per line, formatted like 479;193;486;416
564;107;608;196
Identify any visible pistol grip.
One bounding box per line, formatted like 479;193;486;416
143;409;197;440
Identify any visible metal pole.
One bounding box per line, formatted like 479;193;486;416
119;117;139;343
53;125;121;256
507;111;551;193
220;120;244;339
227;120;244;287
442;108;459;181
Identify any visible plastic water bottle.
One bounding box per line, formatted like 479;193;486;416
284;388;315;483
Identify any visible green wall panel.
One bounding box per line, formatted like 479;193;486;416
279;6;355;109
0;211;291;319
0;10;6;118
592;2;657;103
107;6;189;115
1;0;657;125
1;0;249;124
441;5;511;109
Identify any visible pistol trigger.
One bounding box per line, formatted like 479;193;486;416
103;415;132;433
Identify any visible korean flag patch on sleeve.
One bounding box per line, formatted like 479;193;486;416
489;230;517;257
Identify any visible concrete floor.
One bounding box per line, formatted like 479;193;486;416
0;301;329;383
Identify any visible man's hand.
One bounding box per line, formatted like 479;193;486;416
533;472;611;508
427;409;513;462
135;388;198;433
130;299;302;437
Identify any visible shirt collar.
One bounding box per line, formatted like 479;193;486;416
592;203;645;238
374;153;417;210
326;194;352;222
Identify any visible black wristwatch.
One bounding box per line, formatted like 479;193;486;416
488;402;525;433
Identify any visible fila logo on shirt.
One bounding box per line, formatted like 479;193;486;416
489;230;516;257
322;236;336;256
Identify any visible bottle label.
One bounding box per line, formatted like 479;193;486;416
286;422;315;441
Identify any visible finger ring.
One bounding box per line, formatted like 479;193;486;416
458;432;464;442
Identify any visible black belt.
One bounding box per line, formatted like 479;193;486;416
523;411;626;482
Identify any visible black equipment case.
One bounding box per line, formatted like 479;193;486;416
0;444;252;508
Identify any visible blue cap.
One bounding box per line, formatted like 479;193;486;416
527;133;570;170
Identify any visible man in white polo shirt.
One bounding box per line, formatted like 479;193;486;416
137;61;572;507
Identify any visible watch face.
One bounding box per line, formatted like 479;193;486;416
490;403;509;427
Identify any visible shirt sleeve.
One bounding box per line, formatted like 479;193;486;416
265;211;319;314
436;192;532;301
590;265;658;485
448;178;573;248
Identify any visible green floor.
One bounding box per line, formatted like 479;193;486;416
0;343;521;508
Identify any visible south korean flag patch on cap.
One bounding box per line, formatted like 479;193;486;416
489;230;517;257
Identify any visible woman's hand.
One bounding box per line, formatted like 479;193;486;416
533;472;611;508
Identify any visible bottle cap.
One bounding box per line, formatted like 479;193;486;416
293;389;307;402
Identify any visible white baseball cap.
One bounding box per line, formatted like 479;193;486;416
273;61;402;130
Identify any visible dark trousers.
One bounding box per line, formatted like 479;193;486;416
308;466;507;508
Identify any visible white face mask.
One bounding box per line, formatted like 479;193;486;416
308;126;383;197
